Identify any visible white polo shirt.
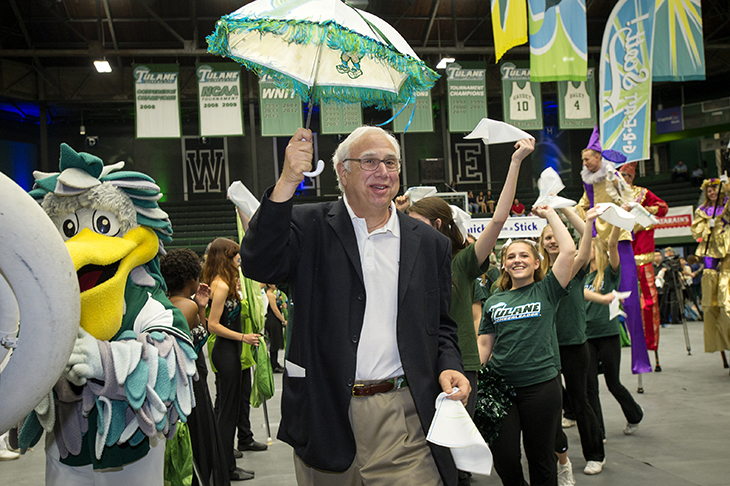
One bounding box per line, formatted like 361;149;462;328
343;195;403;380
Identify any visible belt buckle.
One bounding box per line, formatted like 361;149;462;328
352;384;366;397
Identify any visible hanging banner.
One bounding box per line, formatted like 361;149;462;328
259;75;303;137
501;61;543;130
528;0;587;82
133;64;181;139
196;63;244;137
393;91;434;133
321;102;362;135
558;67;596;129
491;0;528;62
447;63;488;133
599;0;656;163
653;0;705;82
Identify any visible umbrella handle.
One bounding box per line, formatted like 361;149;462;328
303;159;325;178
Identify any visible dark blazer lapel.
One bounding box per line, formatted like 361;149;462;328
326;199;364;285
397;211;422;306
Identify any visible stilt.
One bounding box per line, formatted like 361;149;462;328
637;374;644;394
654;350;661;372
722;350;729;369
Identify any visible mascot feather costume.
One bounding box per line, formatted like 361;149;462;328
20;144;197;484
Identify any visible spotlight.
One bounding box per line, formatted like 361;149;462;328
436;57;455;69
94;60;112;73
80;124;86;135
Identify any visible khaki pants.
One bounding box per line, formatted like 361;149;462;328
294;387;443;486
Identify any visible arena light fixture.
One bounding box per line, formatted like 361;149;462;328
94;60;112;73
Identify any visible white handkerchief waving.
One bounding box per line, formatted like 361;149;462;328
404;186;438;205
464;118;533;145
427;388;493;475
227;181;260;218
594;203;636;231
533;167;577;209
626;202;658;228
609;290;632;320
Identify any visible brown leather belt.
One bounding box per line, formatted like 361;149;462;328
352;376;408;397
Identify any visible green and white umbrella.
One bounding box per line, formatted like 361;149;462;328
207;0;438;113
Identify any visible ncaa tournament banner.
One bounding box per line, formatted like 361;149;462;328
134;64;181;138
197;63;244;137
558;66;597;129
321;102;362;135
258;75;303;137
446;63;488;133
528;0;587;82
599;0;656;163
393;91;434;133
501;61;543;130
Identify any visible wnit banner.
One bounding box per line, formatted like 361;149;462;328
599;0;656;163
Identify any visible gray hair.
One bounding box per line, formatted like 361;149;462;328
331;126;401;193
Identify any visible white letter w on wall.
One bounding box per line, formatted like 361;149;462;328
187;149;224;193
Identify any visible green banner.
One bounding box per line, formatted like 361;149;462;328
197;63;244;137
133;64;181;139
259;75;303;137
446;63;488;133
392;91;434;133
321;102;362;135
557;66;596;129
501;61;543;130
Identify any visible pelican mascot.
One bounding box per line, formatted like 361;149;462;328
20;144;197;484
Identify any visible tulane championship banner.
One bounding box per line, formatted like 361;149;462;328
321;102;362;135
447;63;488;133
133;64;181;139
258;74;303;137
653;0;705;82
197;63;244;137
501;61;543;130
528;0;587;81
491;0;528;62
599;0;656;163
558;66;596;129
393;91;434;133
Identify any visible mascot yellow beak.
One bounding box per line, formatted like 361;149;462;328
65;226;159;340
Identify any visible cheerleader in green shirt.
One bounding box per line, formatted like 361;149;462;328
478;205;575;486
584;225;644;440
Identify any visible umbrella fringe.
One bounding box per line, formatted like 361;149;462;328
206;16;439;109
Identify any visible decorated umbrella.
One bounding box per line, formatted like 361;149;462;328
207;0;438;132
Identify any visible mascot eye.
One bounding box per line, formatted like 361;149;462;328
92;211;120;236
61;214;79;239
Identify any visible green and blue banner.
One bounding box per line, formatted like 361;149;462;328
491;0;528;62
653;0;705;82
528;0;587;82
599;0;656;163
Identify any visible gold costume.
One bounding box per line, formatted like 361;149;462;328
691;190;730;353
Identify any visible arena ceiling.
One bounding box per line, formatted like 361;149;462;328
1;0;729;124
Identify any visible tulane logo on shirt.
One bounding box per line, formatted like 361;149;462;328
489;301;542;323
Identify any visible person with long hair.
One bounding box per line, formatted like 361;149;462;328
476;191;488;214
407;138;535;421
203;238;260;482
690;178;730;368
539;208;606;481
160;248;231;486
584;225;644;440
478;204;575;486
264;283;287;372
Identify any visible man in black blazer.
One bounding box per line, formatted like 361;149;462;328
241;126;470;485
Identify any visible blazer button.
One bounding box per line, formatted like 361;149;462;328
347;379;353;387
352;334;358;343
357;294;364;301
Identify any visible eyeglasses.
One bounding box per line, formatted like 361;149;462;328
344;157;400;172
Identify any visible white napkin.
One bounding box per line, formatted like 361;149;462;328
464;118;533;145
609;290;632;320
533;167;577;209
594;203;637;231
426;388;493;476
626;202;658;228
227;181;260;218
404;186;438;205
451;205;472;242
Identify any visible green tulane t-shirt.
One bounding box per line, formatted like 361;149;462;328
584;263;622;339
554;266;588;346
451;244;490;371
480;271;567;388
